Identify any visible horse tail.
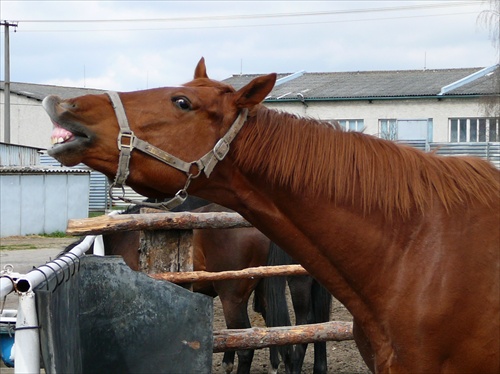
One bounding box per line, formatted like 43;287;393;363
264;241;293;370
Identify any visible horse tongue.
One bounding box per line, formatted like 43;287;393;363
51;125;74;144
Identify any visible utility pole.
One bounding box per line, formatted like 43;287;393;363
1;21;18;144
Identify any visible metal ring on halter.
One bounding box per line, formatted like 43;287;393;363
188;161;204;179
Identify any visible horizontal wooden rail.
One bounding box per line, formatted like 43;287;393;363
67;212;251;235
150;264;309;283
212;321;353;352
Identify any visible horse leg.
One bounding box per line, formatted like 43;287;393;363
287;275;314;374
311;280;332;374
218;290;255;374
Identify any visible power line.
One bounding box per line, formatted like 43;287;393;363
10;11;478;34
9;1;478;24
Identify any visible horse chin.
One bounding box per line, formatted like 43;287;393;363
47;139;89;166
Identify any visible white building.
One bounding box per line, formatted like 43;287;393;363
1;65;498;149
224;65;500;144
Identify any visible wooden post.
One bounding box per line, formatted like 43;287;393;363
137;208;195;290
138;229;194;290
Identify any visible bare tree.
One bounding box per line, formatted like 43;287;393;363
478;0;500;52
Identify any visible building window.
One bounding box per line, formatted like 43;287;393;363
335;119;364;132
449;118;499;142
379;119;397;140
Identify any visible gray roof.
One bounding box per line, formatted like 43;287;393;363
0;165;90;174
0;81;105;101
2;65;498;103
224;65;500;101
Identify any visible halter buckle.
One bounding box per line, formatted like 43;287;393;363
213;138;230;161
117;131;135;151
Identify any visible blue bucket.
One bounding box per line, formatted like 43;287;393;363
0;310;17;368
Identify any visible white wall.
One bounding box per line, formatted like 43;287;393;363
0;92;54;149
266;97;491;142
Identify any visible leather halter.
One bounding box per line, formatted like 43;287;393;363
105;91;248;210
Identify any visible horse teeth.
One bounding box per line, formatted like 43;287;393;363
58;137;65;143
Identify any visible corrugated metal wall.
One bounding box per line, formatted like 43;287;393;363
399;141;500;169
0;171;90;237
40;154;146;211
0;143;41;166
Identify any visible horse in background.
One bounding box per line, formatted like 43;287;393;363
62;197;332;374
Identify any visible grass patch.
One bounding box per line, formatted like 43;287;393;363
0;244;37;250
39;231;70;238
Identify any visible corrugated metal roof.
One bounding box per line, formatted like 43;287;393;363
0;165;90;174
3;65;497;103
0;82;105;101
224;65;500;101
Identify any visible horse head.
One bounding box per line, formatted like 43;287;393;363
43;58;276;199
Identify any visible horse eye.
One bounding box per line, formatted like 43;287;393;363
173;97;191;111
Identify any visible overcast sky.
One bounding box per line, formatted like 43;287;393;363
1;1;498;91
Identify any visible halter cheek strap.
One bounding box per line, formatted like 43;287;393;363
105;91;248;210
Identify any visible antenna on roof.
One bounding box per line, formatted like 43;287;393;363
424;51;427;71
240;59;243;75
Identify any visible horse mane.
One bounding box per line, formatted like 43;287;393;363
233;107;500;218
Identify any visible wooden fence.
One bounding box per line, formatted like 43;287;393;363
67;211;354;351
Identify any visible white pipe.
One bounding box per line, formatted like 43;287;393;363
93;235;105;256
14;291;39;374
13;235;96;294
8;235;95;373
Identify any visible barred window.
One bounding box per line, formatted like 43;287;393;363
449;118;499;142
337;119;364;132
379;119;397;140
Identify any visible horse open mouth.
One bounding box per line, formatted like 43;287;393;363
48;121;90;151
50;122;76;146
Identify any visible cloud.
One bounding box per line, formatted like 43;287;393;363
2;1;497;91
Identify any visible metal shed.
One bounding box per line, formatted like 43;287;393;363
0;166;90;237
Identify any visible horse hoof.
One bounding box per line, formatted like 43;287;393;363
222;362;234;373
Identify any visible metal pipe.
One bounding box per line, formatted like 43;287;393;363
3;21;11;143
0;235;95;298
14;235;96;293
14;292;39;374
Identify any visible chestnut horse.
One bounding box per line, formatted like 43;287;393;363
44;58;499;373
63;196;331;374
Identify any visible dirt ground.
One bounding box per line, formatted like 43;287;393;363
1;236;369;373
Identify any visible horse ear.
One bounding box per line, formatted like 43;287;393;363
234;73;277;108
194;57;209;79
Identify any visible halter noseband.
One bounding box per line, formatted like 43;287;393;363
105;91;248;210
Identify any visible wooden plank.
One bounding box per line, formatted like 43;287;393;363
66;212;251;235
150;264;309;283
212;321;354;352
